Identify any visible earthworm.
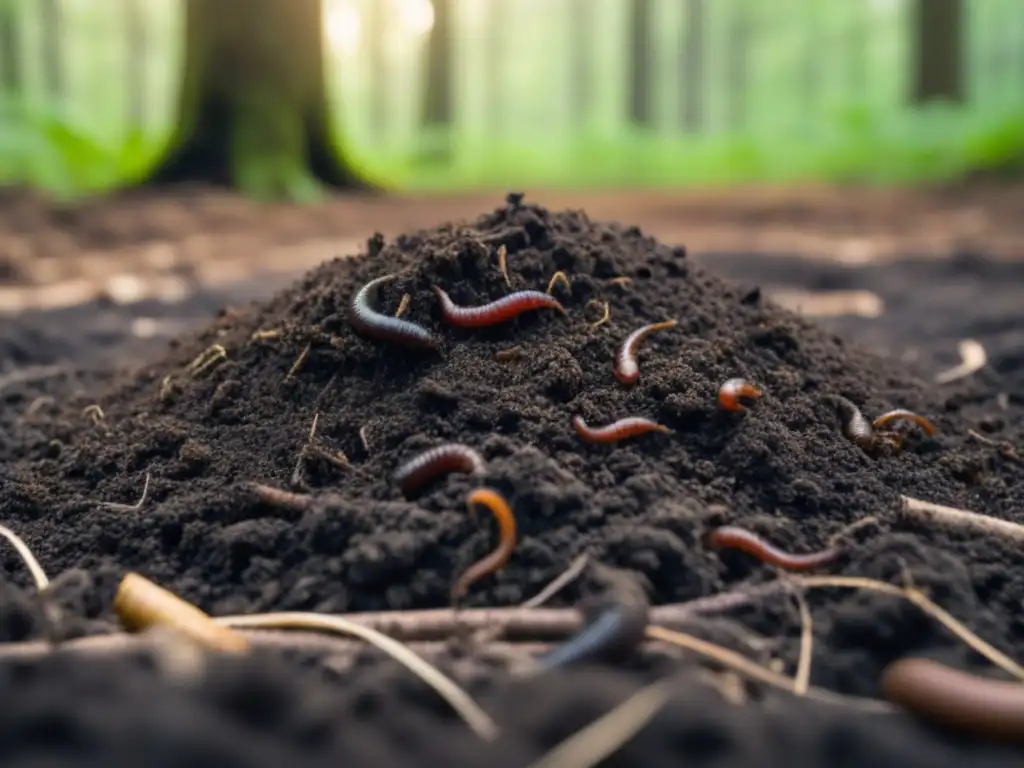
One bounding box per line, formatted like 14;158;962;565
533;606;646;671
433;287;566;329
882;658;1024;744
451;489;517;601
831;396;876;450
705;526;842;572
392;444;485;498
572;415;671;445
717;378;762;413
872;409;937;437
350;274;439;350
614;320;678;385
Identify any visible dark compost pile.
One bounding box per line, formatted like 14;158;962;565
2;196;1023;767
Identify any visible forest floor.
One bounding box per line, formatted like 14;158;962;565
1;183;1024;767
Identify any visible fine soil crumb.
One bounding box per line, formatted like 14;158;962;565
2;196;1024;767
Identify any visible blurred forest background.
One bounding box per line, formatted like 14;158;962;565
0;0;1022;200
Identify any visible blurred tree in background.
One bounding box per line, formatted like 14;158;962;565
148;0;364;200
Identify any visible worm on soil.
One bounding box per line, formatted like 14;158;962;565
882;658;1024;744
871;409;936;437
614;320;677;386
350;273;439;350
452;489;518;602
393;444;486;498
705;526;843;572
434;287;566;329
114;573;250;654
717;378;762;413
572;415;671;444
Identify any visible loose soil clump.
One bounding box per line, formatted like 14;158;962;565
2;195;1024;766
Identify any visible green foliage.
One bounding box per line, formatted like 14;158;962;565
0;0;1022;198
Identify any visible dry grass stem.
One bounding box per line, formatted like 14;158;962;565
646;625;891;713
935;339;987;384
827;515;880;547
187;344;227;379
546;271;571;295
250;329;281;341
218;612;499;741
524;679;672;768
967;429;1022;464
0;364;67;394
394;294;411;318
0;523;50;590
795;575;1024;682
95;472;151;512
587;300;610;329
788;585;813;695
900;495;1024;544
521;554;590;609
497;244;510;286
81;404;105;424
249;483;314;512
287;342;312;379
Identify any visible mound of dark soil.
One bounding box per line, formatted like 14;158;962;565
2;195;1024;765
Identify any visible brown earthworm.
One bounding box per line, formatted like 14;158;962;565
392;444;485;498
451;488;517;602
614;320;677;385
572;415;671;445
872;409;937;437
882;658;1024;744
705;526;842;572
717;378;762;413
831;396;876;450
350;274;439;350
434;287;566;329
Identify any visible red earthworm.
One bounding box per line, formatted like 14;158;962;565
452;488;517;602
614;320;677;385
872;409;937;437
392;444;486;498
350;274;439;350
882;658;1024;744
572;415;671;445
433;287;566;329
831;396;876;450
706;526;842;572
717;378;762;412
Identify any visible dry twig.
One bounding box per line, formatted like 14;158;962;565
95;473;151;512
287;343;311;379
967;429;1022;465
0;364;67;394
524;679;672;768
788;584;813;696
900;495;1024;545
394;294;411;318
218;612;499;741
0;523;50;590
496;245;510;286
935;339;987;385
250;329;281;342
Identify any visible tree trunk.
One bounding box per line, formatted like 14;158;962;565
910;0;963;104
0;0;20;94
365;0;387;142
39;0;62;100
725;1;750;132
124;0;146;130
680;0;703;133
627;0;652;128
420;0;454;161
146;0;365;200
569;0;592;127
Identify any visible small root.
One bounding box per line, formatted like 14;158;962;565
827;515;880;547
496;244;510;286
359;425;371;454
0;523;50;590
546;271;571;295
935;339;987;385
521;554;590;609
250;329;281;342
287;343;311;380
967;429;1022;465
524;678;672;768
95;473;151;512
788;583;813;696
187;344;227;379
394;294;411;318
901;495;1024;544
217;611;499;741
586;300;611;329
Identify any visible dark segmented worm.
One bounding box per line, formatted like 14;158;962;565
706;526;842;572
572;415;670;445
614;320;677;385
434;287;566;329
350;273;439;350
392;444;485;497
451;489;517;602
